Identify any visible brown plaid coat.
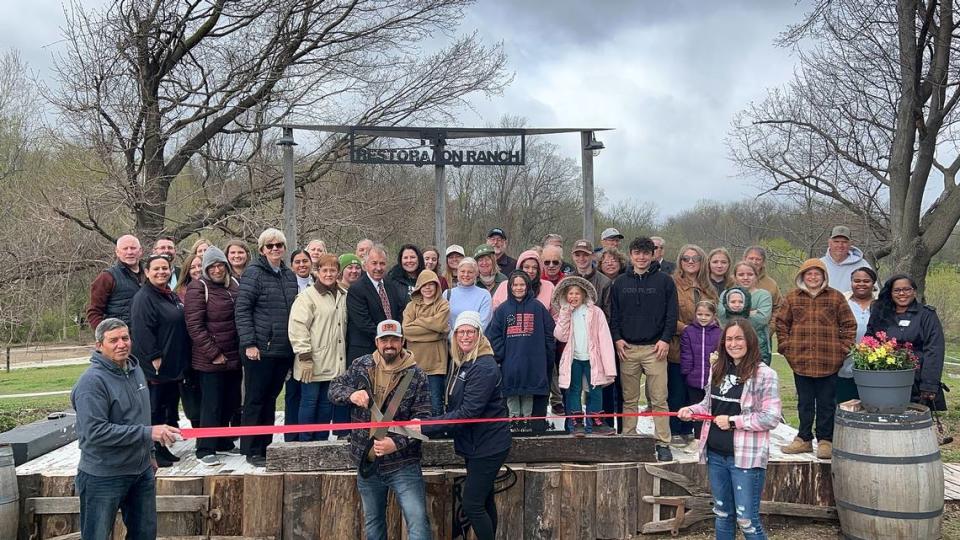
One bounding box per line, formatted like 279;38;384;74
775;260;857;377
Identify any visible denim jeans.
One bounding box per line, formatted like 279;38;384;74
707;450;767;539
356;462;430;540
283;377;302;442
298;380;350;441
506;395;534;417
76;467;157;540
567;360;603;432
428;374;446;416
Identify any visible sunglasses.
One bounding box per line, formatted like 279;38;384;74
681;255;702;263
265;242;285;250
543;260;561;266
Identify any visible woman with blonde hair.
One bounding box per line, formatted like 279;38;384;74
668;244;719;443
707;248;734;296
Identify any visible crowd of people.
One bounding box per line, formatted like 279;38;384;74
72;224;948;540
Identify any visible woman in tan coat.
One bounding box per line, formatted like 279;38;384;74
669;244;719;443
288;254;349;441
402;269;450;415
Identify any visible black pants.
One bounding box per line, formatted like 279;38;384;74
195;370;243;458
283;377;301;443
461;449;509;540
148;381;180;426
602;360;623;433
794;373;837;442
240;356;291;457
531;395;549;433
179;369;203;427
686;386;706;438
667;363;691;436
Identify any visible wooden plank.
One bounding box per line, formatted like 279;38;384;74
385;489;404;539
522;467;561;539
241;474;283;538
282;473;323;540
636;460;654;534
40;475;75;539
268;436;657;472
28;496;209;514
641;495;838;519
205;475;245;536
156;476;204;536
595;463;636;539
560;464;596;540
318;471;361;537
642;464;709;497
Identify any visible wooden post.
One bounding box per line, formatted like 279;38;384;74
16;473;40;540
156;476;204;536
560;464;596;540
279;127;298;248
422;470;451;540
40;475;76;538
385;490;404;539
494;465;524;540
203;475;244;536
522;467;561;539
283;472;323;540
5;347;10;372
319;471;362;537
581;131;596;242
595;463;638;539
433;137;447;250
242;473;283;538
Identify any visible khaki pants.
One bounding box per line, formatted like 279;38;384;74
620;343;670;444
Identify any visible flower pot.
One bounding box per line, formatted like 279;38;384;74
852;368;915;413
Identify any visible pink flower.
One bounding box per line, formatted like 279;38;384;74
875;331;888;341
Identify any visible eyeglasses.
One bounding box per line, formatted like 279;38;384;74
265;242;285;250
455;329;478;337
653;245;664;250
680;255;702;263
892;287;915;295
543;260;561;266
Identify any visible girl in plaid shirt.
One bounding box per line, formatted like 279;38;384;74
679;319;781;540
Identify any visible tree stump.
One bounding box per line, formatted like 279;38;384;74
242;473;283;538
494;465;524;540
422;470;452;540
40;474;75;539
283;472;323;540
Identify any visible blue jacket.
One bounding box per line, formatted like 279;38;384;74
71;351;153;476
423;353;511;458
235;255;299;361
487;288;556;396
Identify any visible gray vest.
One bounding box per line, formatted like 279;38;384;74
104;262;143;325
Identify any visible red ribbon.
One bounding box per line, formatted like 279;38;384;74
179;411;715;439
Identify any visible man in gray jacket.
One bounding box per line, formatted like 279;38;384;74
71;318;181;540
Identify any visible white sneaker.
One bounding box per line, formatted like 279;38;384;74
200;454;220;466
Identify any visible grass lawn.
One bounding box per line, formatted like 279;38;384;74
770;353;799;427
0;363;89;395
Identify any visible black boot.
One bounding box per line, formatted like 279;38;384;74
155;442;180;463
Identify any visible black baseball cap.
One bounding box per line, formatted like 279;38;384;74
487;228;507;240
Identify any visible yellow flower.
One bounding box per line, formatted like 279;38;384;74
887;357;896;365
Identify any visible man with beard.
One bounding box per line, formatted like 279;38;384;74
329;320;432;540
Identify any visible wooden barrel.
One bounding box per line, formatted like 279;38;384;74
832;406;943;539
0;444;18;540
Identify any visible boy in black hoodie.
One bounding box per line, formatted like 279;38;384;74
609;237;679;462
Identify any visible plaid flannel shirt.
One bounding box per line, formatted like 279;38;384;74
688;362;782;469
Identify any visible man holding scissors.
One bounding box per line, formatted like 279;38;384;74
329;319;432;540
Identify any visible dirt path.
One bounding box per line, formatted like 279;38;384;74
0;343;91;368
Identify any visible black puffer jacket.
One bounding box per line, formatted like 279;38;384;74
235;255;299;361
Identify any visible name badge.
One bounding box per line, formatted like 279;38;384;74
898;319;911;327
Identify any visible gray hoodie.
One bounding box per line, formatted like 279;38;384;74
819;245;870;295
71;350;153;476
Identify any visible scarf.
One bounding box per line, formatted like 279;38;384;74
370;349;416;409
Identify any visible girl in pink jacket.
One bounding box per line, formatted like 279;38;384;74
552;276;617;436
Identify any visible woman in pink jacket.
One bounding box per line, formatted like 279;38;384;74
492;249;555;310
552;276;617;436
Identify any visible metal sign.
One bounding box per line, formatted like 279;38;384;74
348;129;525;167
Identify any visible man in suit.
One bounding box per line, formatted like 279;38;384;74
651;236;675;275
347;245;409;363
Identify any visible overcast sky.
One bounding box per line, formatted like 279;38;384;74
1;0;809;217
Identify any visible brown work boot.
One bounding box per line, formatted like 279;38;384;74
780;437;813;454
816;440;832;459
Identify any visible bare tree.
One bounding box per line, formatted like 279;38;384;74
730;0;960;294
48;0;509;242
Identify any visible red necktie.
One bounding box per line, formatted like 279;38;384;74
377;281;392;319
